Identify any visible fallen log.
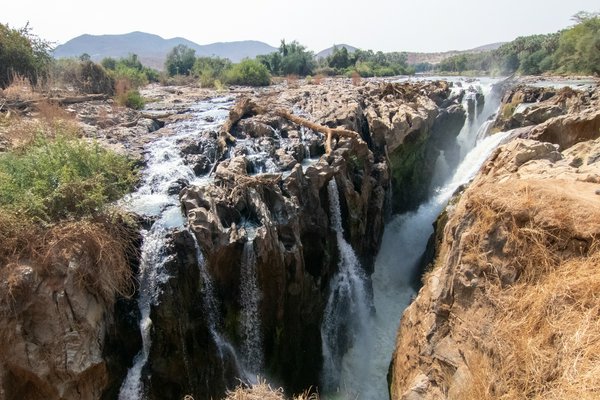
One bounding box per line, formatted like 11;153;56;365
52;94;109;105
274;109;363;154
2;94;110;111
218;97;261;150
219;96;364;155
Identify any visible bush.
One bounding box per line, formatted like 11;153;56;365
50;59;115;95
117;89;145;110
223;59;271;86
0;133;137;222
102;54;159;86
192;56;232;88
0;23;52;89
165;44;196;76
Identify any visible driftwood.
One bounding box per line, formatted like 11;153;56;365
219;97;262;150
274;109;363;154
1;94;110;111
53;94;109;105
219;97;363;154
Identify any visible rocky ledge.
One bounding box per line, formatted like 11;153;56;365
389;81;600;399
0;76;482;400
145;77;474;398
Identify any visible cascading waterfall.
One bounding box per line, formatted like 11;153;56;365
118;97;233;400
321;179;371;392
190;232;246;381
336;78;509;399
239;240;264;373
118;220;173;400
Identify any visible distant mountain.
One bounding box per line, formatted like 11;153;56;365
53;32;278;69
316;44;359;59
470;42;506;52
405;42;506;65
314;42;505;65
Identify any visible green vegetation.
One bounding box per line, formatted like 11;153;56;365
435;12;599;75
101;53;159;87
165;44;196;76
0;132;137;222
192;56;232;87
116;87;145;109
258;40;316;76
223;59;271;86
319;47;415;77
0;23;52;89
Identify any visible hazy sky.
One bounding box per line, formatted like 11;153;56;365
4;1;598;52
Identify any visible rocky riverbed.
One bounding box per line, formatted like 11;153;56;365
2;75;599;400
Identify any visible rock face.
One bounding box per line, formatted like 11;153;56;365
0;221;141;400
389;83;600;400
181;137;386;392
0;78;470;399
140;78;467;396
142;230;239;400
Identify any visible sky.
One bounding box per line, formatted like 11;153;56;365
3;0;599;53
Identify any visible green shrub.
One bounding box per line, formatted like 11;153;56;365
0;134;137;222
114;64;148;88
223;59;271;87
193;56;232;88
0;23;52;89
120;89;146;110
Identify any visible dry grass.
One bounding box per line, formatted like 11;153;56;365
0;99;80;150
223;379;319;400
0;74;41;102
351;71;361;86
43;216;137;302
0;215;137;308
449;180;600;399
285;74;299;89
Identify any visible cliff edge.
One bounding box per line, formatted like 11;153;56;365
390;82;600;399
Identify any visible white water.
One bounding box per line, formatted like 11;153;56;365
335;78;509;399
118;97;233;400
239;240;264;374
321;179;371;392
190;232;247;383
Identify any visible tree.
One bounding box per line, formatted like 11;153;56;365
0;23;52;88
554;12;600;74
328;46;351;70
165;44;196;76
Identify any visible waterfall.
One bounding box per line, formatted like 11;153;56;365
118;220;173;400
239;240;263;374
321;179;371;392
118;97;233;400
336;78;509;399
190;231;246;382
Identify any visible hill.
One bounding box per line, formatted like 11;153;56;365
53;31;277;69
315;42;505;65
316;44;359;59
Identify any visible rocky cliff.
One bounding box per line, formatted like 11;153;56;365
0;219;140;400
152;79;468;396
389;81;600;399
0;77;472;399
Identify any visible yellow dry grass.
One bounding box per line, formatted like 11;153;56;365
222;379;319;400
0;75;41;102
449;179;600;399
0;215;137;308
